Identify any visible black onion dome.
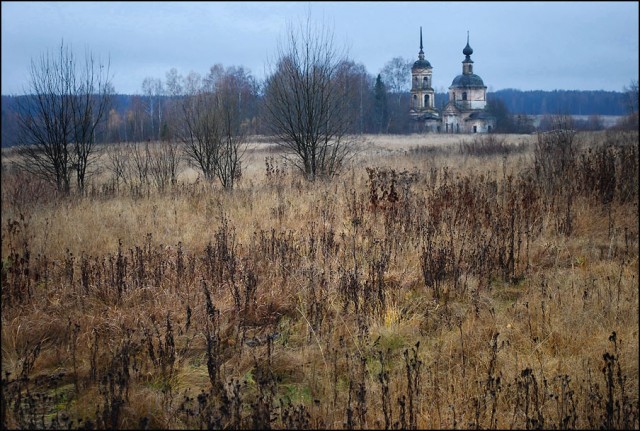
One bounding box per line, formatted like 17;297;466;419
463;41;473;56
451;73;485;87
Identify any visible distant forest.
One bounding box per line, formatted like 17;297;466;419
96;89;628;116
1;88;630;147
488;89;628;116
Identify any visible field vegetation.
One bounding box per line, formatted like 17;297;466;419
1;130;638;429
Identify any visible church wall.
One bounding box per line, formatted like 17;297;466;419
467;88;486;102
467;100;486;109
466;120;495;134
448;88;486;105
440;110;496;134
443;114;462;133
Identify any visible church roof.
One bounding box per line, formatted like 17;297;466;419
465;111;495;121
414;111;440;120
450;73;485;88
412;59;432;69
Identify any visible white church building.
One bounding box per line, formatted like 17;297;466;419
410;28;496;133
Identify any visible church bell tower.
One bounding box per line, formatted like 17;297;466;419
410;27;436;114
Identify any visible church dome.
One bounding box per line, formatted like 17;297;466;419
463;41;473;57
412;58;432;69
451;73;485;87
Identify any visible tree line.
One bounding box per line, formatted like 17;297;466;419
3;87;633;148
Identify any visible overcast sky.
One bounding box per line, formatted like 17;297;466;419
2;1;638;95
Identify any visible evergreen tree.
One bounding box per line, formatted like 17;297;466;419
373;74;389;133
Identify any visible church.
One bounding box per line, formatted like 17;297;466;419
409;28;495;133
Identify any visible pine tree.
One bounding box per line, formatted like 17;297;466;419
373;74;389;134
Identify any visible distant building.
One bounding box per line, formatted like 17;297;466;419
409;27;441;132
410;28;495;133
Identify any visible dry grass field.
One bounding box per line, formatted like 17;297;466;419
1;130;638;429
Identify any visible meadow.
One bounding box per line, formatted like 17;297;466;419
1;130;638;429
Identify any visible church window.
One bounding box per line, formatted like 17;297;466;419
424;94;429;107
462;92;467;101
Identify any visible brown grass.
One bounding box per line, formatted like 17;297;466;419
1;131;638;429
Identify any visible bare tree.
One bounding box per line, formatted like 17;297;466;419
214;71;249;189
142;77;165;140
71;55;113;191
128;96;147;142
165;68;184;97
263;18;358;181
380;57;412;96
203;64;225;93
106;142;133;191
14;41;112;194
149;141;181;192
178;81;220;182
163;68;185;142
380;57;412;133
177;67;251;189
183;71;203;95
334;60;372;134
131;142;151;187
